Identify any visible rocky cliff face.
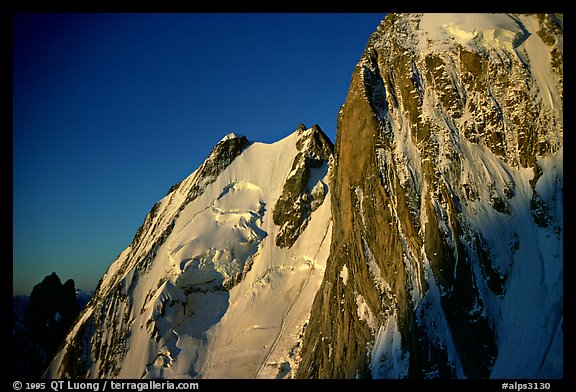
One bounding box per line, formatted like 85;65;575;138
298;13;562;379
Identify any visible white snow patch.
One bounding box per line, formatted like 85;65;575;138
516;15;562;113
340;264;349;286
354;186;366;228
361;238;390;294
489;153;563;378
419;13;526;52
371;312;409;378
219;132;243;142
355;293;377;332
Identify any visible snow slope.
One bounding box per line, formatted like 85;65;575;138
45;126;333;379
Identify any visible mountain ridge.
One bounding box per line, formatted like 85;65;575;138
44;13;562;380
45;125;334;378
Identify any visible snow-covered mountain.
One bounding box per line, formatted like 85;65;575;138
45;13;562;380
297;13;563;379
45;125;334;378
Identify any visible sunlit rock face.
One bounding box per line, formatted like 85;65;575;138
298;13;562;379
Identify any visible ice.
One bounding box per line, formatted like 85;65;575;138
219;132;243;143
371;312;409;378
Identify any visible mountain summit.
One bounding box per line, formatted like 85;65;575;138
46;13;562;379
45;125;333;378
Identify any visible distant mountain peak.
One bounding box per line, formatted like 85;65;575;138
45;123;333;379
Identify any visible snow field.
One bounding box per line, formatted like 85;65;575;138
60;128;335;379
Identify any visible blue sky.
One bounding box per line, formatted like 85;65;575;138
13;13;385;295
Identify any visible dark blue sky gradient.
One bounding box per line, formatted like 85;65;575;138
13;13;384;295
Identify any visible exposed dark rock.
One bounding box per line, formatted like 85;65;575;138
13;273;81;378
273;124;333;248
24;273;79;356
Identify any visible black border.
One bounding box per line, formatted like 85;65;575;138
6;0;570;389
3;0;568;13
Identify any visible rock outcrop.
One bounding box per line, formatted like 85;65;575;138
273;124;334;248
13;273;80;378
